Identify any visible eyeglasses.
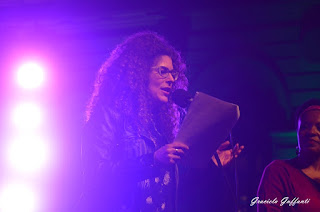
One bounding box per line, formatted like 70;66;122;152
151;66;179;81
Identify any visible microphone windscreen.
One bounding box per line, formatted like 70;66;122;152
171;89;193;108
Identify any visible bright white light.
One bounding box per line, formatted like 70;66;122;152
12;102;43;129
6;135;50;175
17;62;44;89
0;183;38;212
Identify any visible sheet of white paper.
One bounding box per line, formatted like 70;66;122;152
175;92;240;168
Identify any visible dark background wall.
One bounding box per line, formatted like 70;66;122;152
1;0;320;211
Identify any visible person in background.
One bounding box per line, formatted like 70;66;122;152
257;98;320;211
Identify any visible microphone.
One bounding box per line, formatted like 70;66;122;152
171;89;193;108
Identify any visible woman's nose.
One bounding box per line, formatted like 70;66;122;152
307;125;319;136
166;72;175;82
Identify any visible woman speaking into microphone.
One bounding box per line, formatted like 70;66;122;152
80;31;243;212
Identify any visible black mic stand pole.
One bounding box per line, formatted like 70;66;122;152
229;132;239;212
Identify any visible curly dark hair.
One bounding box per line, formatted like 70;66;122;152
85;31;188;142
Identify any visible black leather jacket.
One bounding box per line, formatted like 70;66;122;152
80;103;176;212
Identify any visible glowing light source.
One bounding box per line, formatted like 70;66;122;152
12;102;43;129
17;62;44;89
0;183;38;212
5;135;50;175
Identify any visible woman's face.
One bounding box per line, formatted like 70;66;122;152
148;55;175;103
298;109;320;155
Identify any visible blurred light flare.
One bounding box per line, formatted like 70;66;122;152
17;62;44;89
5;135;51;175
1;58;53;212
12;102;43;129
0;182;38;212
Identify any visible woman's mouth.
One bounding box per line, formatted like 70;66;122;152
161;87;171;96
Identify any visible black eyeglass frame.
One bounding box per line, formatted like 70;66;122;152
151;66;179;81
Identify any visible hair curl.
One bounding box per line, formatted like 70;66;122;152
85;31;188;142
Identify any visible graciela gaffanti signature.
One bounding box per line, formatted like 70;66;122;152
250;197;310;207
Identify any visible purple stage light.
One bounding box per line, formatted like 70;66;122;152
16;62;44;89
12;102;43;130
5;135;51;175
0;182;38;212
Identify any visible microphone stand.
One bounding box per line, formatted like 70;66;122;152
213;132;238;212
229;133;239;212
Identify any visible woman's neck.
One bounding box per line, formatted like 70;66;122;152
298;153;320;182
297;154;320;183
298;153;320;170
